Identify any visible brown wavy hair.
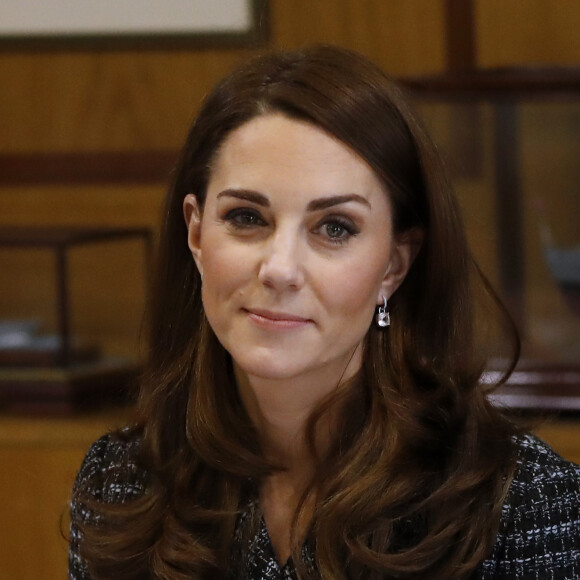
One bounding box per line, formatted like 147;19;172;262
75;45;521;579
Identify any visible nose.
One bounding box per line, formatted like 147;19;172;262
257;229;305;291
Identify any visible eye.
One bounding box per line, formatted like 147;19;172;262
323;222;349;239
224;207;266;229
317;217;360;245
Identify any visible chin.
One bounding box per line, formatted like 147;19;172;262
238;363;306;381
233;352;313;382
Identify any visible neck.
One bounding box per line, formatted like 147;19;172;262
235;349;362;566
235;346;361;479
236;371;319;475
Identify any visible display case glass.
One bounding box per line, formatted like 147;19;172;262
405;69;580;409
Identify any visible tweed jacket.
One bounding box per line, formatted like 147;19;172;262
69;432;580;579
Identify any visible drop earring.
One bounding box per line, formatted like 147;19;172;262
376;296;390;328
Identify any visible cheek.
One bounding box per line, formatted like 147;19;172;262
199;237;254;301
320;260;384;320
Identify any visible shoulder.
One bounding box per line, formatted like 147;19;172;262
508;433;580;517
68;430;149;580
513;431;580;478
72;429;149;503
479;433;580;579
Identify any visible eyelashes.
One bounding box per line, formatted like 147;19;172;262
318;217;360;244
223;207;360;245
224;207;266;229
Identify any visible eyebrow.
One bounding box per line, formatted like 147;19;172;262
306;194;371;211
216;189;371;211
217;189;270;206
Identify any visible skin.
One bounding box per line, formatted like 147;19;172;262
184;113;416;564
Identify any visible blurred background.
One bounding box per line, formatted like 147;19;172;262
0;1;579;577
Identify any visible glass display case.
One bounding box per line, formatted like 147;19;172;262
404;69;580;410
0;226;152;413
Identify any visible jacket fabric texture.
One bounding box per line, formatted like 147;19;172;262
69;432;580;579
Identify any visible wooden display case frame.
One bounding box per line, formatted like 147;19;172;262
0;226;152;413
403;68;580;412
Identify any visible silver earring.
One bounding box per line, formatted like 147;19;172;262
376;296;390;328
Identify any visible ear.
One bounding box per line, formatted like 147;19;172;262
183;194;203;276
377;228;423;304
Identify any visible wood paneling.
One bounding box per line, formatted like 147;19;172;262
0;1;447;153
476;0;580;67
535;420;580;466
271;0;446;75
0;49;256;153
445;0;477;70
0;184;163;357
0;446;82;579
1;0;579;367
0;0;448;356
0;409;131;580
0;151;176;184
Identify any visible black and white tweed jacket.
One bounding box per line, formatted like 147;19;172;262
69;433;580;579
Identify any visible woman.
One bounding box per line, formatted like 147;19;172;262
69;46;580;579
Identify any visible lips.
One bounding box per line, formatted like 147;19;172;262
244;308;312;329
245;308;310;322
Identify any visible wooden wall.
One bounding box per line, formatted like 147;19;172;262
476;0;580;67
0;0;446;157
2;0;580;356
0;0;448;356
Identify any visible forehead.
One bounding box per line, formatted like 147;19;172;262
207;113;390;208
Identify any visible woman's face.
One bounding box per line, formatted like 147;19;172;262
184;113;413;385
